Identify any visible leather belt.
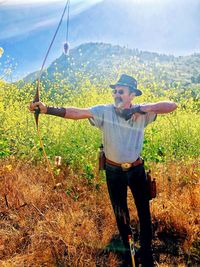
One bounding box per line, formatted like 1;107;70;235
106;158;143;170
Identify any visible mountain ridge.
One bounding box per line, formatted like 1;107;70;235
23;42;200;92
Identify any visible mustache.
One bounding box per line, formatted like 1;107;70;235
114;97;123;108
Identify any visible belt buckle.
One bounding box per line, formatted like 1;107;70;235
121;162;132;171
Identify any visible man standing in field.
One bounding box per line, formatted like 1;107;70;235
30;74;177;266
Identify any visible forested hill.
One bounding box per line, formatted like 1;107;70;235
23;42;200;96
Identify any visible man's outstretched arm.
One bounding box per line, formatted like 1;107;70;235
140;101;177;114
64;107;93;119
29;101;93;120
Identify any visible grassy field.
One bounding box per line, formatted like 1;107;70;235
0;159;199;266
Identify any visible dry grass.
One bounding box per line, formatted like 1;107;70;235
0;159;199;266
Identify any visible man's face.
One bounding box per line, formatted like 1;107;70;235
112;85;135;109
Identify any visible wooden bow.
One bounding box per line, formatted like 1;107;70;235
33;0;70;187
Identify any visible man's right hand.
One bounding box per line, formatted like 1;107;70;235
29;101;47;114
120;105;147;120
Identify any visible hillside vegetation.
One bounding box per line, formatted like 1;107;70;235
23;43;200;91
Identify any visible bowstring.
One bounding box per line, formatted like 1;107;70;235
37;0;70;83
66;0;70;43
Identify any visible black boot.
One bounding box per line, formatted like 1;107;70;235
140;248;154;267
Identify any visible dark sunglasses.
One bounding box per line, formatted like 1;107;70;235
112;89;125;95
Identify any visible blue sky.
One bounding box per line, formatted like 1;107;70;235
0;0;199;80
0;0;103;40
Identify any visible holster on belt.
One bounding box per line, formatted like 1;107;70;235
146;170;157;200
98;144;106;170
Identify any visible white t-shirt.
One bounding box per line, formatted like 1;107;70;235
89;104;156;163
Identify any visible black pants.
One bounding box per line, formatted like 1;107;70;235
106;162;153;266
